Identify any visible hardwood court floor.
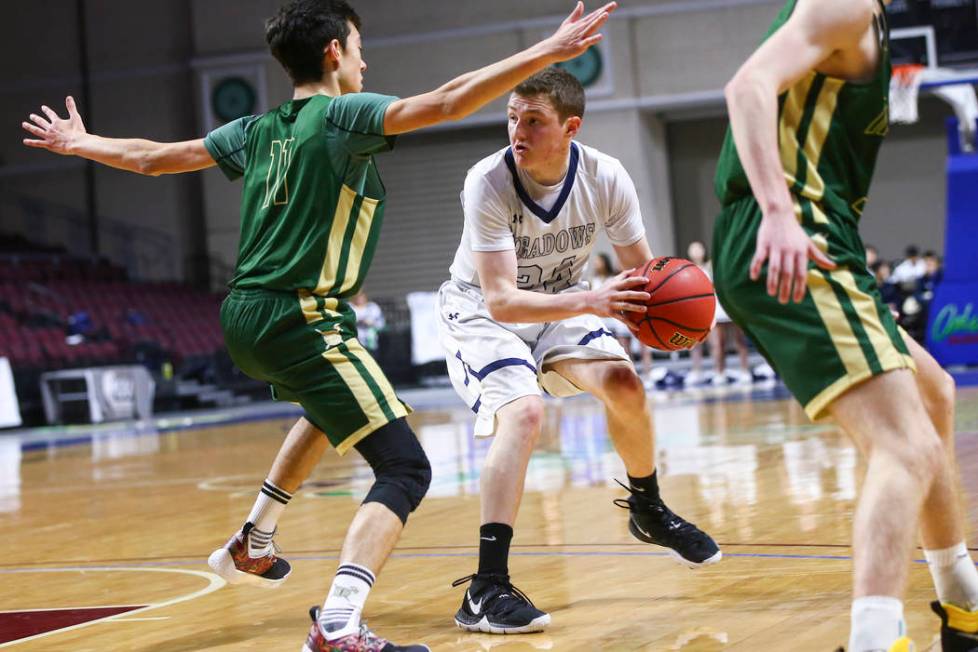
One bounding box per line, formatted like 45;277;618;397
2;384;976;651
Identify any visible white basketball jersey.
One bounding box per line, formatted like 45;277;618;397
449;142;646;293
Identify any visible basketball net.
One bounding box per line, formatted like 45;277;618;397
890;64;978;151
890;64;926;125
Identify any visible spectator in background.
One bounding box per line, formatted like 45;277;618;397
890;244;926;285
589;252;653;380
686;241;752;386
918;251;943;301
351;292;385;353
125;308;147;326
913;252;943;339
872;260;901;313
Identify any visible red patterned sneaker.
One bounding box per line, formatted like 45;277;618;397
207;522;291;588
302;607;430;652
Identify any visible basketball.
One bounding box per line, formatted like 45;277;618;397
625;257;716;351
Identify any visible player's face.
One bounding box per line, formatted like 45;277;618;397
337;23;366;93
507;94;573;172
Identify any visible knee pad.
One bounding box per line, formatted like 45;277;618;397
354;418;432;524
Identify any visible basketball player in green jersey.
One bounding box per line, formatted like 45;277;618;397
21;1;616;649
712;0;978;650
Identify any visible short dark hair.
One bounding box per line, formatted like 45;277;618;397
513;67;586;122
905;245;920;258
265;0;361;85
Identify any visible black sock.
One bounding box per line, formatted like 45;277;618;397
628;470;661;502
476;522;513;580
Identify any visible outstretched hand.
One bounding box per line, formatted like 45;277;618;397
22;96;87;156
750;211;836;303
543;2;617;63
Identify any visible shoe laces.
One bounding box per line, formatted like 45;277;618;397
612;480;699;536
451;573;538;612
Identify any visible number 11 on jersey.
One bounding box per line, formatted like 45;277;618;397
262;138;295;208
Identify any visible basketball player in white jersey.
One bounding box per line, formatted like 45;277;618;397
436;68;721;635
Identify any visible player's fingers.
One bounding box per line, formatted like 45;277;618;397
40;105;59;122
766;250;781;297
66;96;80;120
618;301;647;314
793;252;808;303
778;254;794;304
22;122;45;137
579;33;604;48
616;276;649;289
809;242;837;270
617;290;651;303
749;243;767;281
29;113;51;129
23;139;49;148
563;1;584;25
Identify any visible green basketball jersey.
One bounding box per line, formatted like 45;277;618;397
204;92;397;307
714;0;891;221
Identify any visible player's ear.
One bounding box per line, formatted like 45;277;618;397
564;116;583;138
324;38;343;68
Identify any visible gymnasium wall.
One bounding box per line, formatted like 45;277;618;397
0;0;956;291
0;1;205;281
668;97;951;263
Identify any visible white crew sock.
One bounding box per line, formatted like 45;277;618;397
848;596;905;652
319;564;375;641
245;479;292;558
925;542;978;611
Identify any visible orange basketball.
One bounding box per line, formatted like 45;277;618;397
625;257;716;351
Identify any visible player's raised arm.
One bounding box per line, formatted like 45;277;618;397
723;0;875;302
22;96;215;176
382;2;616;135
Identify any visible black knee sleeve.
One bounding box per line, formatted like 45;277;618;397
354;418;431;524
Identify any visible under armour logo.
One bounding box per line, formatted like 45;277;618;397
512;214;523;224
448;312;460;321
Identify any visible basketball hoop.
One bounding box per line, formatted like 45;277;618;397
889;64;978;151
890;63;927;125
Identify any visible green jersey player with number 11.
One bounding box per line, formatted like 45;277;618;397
21;1;617;649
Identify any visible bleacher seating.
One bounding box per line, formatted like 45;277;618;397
0;253;224;372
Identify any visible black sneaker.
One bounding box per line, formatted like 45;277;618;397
451;573;551;634
931;601;978;651
614;480;721;568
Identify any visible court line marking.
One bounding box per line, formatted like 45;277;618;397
2;551;974;573
0;566;225;648
2;542;975;570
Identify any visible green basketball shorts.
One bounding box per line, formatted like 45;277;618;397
220;288;411;453
712;195;915;421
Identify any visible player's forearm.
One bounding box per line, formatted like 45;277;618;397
68;134;174;176
433;42;557;123
724;74;795;219
486;286;592;324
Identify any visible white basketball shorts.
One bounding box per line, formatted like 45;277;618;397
436;280;630;437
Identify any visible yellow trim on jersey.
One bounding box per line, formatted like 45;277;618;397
298;290;342;325
322;347;392;454
828;268;914;372
800;77;844;201
338;194;380;295
779;72;817;195
805;368;878;421
808;270;870;379
344;338;409;419
314;184;358;295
